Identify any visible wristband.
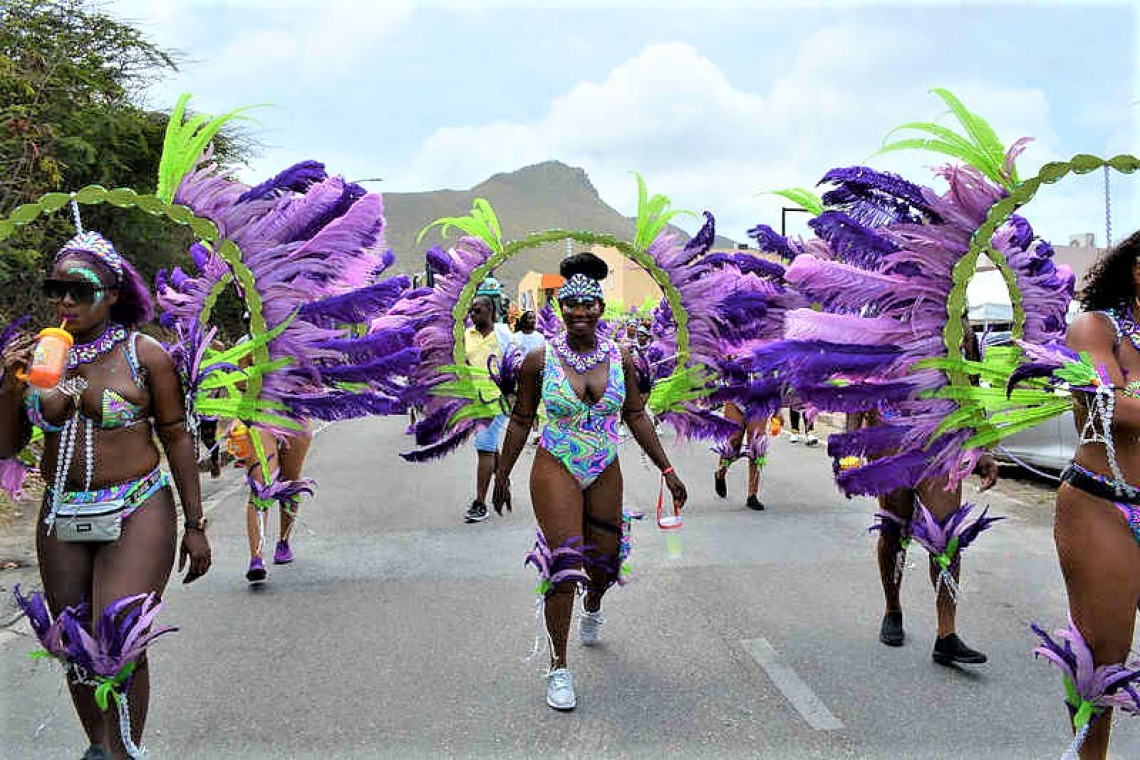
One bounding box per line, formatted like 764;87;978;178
662;467;675;476
184;517;208;532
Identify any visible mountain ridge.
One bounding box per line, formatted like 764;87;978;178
381;160;737;292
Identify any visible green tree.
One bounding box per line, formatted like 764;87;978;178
0;0;250;326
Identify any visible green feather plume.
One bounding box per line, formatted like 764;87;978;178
417;198;505;255
155;94;259;203
875;88;1020;190
632;172;694;252
761;187;824;216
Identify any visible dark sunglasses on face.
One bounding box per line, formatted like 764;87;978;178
560;296;600;311
43;278;110;303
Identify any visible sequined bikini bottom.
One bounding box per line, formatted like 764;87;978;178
1061;462;1140;546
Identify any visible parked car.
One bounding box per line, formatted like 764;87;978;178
992;408;1076;473
976;328;1076;472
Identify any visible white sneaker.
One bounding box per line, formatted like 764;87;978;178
546;668;577;710
788;433;800;444
579;605;605;646
805;434;819;447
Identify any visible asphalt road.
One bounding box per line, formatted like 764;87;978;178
2;416;1138;759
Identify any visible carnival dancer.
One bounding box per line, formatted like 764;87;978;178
787;401;818;446
491;253;687;710
244;422;312;581
712;401;769;510
1041;230;1140;758
2;232;210;759
464;293;516;523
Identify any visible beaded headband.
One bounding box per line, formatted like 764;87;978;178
558;273;604;302
55;231;123;283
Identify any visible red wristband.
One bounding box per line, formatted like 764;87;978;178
662;467;674;476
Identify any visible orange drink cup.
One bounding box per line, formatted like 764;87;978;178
23;327;73;389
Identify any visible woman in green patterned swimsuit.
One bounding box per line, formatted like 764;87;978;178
492;252;686;711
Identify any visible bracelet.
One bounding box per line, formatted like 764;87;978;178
662;467;675;476
184;517;208;532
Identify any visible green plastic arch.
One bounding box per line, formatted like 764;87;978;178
449;229;688;369
943;153;1140;387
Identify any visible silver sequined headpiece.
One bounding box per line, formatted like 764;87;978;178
558;273;604;301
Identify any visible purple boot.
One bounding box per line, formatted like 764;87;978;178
273;540;294;565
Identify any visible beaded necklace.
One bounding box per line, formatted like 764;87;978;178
69;323;127;369
553;333;611;374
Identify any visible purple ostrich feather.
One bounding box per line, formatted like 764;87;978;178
536;303;564;339
13;585;71;661
248;475;317;509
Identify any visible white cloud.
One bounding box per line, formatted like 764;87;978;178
392;32;1103;244
113;0;414;107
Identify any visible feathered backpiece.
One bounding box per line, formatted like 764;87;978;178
393;182;781;460
151;94;414;501
536;302;564;339
755;90;1077;497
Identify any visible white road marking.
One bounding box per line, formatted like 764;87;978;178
741;637;845;731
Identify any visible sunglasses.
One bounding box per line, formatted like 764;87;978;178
560;296;601;310
43;278;111;303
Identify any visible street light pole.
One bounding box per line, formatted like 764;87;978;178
781;206;812;237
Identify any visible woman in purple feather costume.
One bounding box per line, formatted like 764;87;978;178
491;253;687;711
1;233;210;759
1050;230;1140;758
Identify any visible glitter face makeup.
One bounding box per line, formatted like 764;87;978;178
66;266;106;306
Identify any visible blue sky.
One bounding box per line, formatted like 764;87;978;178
116;0;1137;248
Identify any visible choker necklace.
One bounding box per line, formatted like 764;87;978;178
69;324;127;369
553;333;611;374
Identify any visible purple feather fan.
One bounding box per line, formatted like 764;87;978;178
168;152;412;432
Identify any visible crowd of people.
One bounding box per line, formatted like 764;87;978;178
1;95;1137;760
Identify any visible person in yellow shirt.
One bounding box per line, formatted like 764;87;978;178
464;294;515;522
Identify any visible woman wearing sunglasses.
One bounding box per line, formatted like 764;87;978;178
0;231;210;759
492;252;687;710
